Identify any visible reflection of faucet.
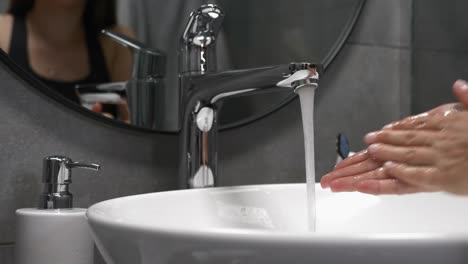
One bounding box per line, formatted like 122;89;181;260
179;4;320;188
100;30;167;129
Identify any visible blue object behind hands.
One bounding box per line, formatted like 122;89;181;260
336;132;350;159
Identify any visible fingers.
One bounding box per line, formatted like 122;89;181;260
334;150;369;170
383;161;440;190
90;102;116;119
91;102;103;113
383;113;445;131
328;167;387;192
324;79;468;196
453;80;468;110
117;101;131;123
426;103;462;116
365;130;435;147
321;158;382;188
355;178;426;195
367;143;435;166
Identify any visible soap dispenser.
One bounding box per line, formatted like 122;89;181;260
15;155;100;264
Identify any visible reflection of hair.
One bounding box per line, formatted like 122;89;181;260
8;0;116;34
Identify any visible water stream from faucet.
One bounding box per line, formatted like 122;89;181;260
297;86;316;231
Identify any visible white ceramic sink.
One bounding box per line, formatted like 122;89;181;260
87;184;468;264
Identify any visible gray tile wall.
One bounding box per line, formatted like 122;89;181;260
349;0;411;48
0;0;411;263
0;1;7;13
412;0;468;113
0;245;14;264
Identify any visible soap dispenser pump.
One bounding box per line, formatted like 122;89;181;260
15;155;100;264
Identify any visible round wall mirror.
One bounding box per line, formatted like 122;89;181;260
0;0;365;133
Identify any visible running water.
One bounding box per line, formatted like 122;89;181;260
296;86;316;231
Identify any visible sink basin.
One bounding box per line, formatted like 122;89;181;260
87;184;468;264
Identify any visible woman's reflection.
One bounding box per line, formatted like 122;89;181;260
0;0;135;121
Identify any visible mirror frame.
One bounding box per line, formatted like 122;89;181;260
0;0;365;134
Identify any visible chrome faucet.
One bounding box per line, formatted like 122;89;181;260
179;4;320;188
99;30;167;130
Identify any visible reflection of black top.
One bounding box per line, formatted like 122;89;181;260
8;15;111;104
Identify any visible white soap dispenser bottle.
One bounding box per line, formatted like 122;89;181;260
15;155;100;264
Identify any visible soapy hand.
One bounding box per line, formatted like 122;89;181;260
321;80;468;195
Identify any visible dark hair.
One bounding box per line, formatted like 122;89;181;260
8;0;116;34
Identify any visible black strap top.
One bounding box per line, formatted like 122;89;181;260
8;15;111;104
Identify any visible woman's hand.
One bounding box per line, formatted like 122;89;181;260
91;99;130;123
116;99;130;124
321;80;468;195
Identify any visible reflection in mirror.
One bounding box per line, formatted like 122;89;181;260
0;0;364;132
0;0;135;122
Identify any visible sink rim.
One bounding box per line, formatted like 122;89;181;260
87;183;468;244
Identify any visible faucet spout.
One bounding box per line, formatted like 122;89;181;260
179;62;320;189
183;63;319;106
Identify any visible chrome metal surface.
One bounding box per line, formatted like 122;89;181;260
180;64;320;188
178;5;321;188
180;4;225;74
102;30;169;130
102;30;166;78
39;156;100;209
292;78;319;93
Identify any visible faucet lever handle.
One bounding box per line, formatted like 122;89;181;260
102;29;166;78
102;29;148;52
183;4;225;47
